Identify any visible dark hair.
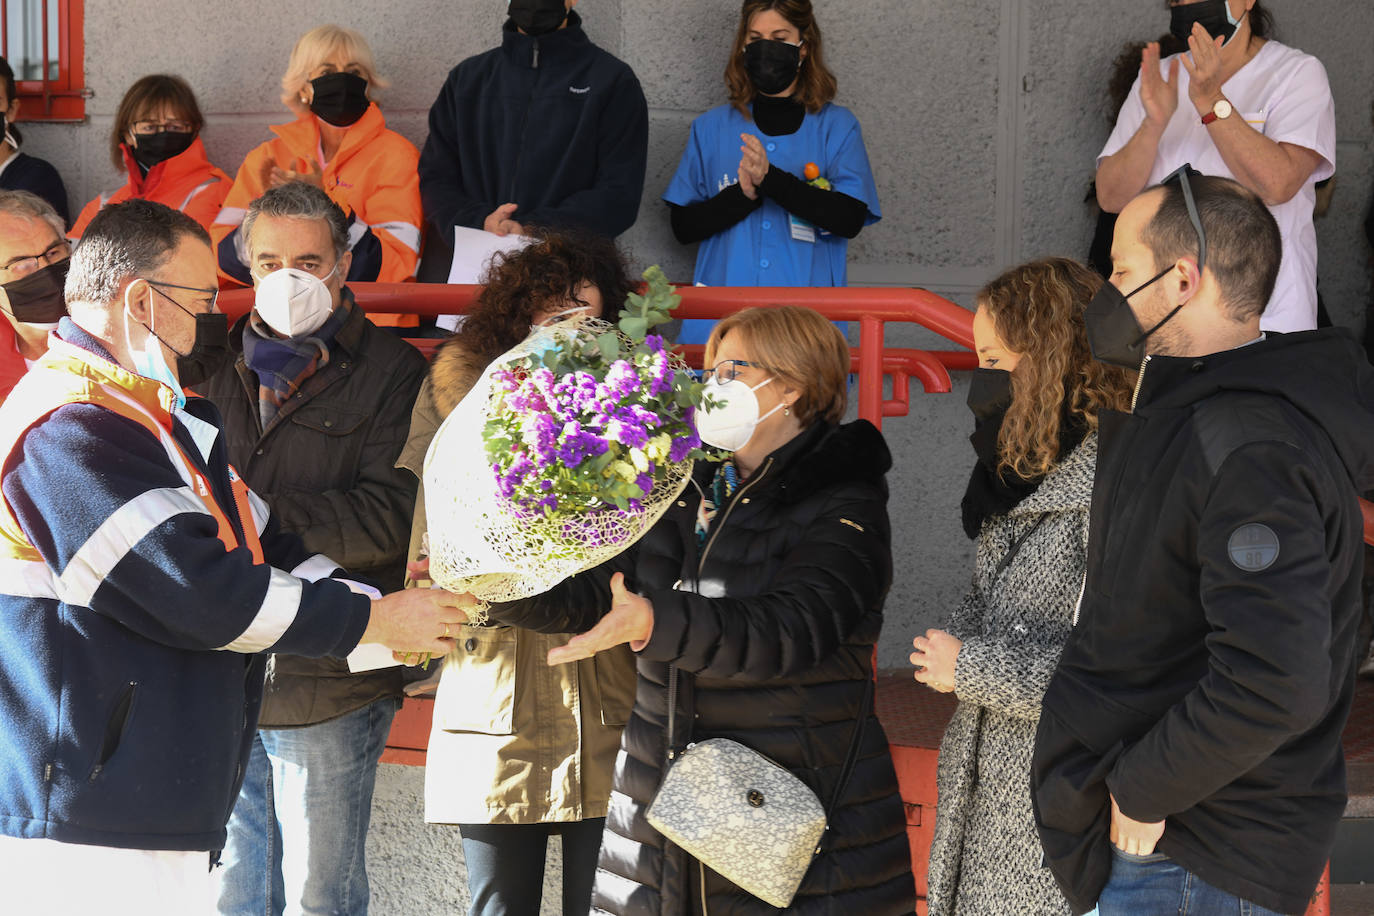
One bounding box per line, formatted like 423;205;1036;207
243;181;350;260
111;74;205;172
66;199;210;305
0;56;23;146
725;0;837;115
1164;0;1273;42
458;231;636;365
1142;175;1281;322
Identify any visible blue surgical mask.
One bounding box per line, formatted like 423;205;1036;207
124;288;186;409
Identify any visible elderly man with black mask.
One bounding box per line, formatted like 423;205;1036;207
1032;169;1374;915
0;189;70;401
195;180;428;916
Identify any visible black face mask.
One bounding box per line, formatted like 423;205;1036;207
1086;162;1207;369
1;258;70;325
743;39;802;96
147;283;231;387
966;367;1013;423
309;72;370;128
130;131;196;172
1170;0;1242;45
509;0;567;36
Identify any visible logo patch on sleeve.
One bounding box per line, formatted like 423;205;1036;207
1228;523;1279;572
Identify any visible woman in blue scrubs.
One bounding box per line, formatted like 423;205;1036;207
664;0;881;344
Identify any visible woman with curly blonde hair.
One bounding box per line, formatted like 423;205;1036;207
910;257;1134;915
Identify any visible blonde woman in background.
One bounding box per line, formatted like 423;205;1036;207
211;24;421;327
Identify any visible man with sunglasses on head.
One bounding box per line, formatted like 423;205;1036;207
1031;169;1374;915
0;190;70;402
0;198;466;914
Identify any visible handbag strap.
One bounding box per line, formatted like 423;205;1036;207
817;674;874;853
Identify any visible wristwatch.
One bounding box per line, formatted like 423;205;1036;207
1201;98;1233;126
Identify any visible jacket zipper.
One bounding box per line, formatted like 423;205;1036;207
666;460;772;762
1130;355;1152;412
696;458;773;577
90;680;138;781
507;40;539;201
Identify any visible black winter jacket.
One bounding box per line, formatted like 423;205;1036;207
1032;330;1374;915
195;295;427;727
488;421;915;915
417;12;648;274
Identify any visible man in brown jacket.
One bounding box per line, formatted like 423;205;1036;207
195;181;427;916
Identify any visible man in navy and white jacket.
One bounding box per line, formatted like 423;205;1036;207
417;0;648;279
0;199;466;913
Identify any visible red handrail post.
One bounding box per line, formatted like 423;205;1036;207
858;315;884;429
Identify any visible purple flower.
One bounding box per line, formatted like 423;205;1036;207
607;417;649;449
669;426;701;462
633;473;654;498
644;334;666;353
605;360;641;400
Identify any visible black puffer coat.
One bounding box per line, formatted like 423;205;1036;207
489;420;915;915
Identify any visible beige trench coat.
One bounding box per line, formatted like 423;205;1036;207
397;340;635;824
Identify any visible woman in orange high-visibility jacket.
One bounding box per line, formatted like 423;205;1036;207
69;75;231;240
211;24;421;328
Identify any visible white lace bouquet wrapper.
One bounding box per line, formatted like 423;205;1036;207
422;314;703;611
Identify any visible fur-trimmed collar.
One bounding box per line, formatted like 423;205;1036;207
428;337;486;417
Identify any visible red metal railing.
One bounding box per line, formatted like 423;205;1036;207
219;283;975;428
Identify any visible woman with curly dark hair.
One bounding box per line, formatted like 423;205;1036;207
911;257;1135;916
396;230;636;916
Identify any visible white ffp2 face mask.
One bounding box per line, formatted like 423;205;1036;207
695;376;782;452
253;265;338;338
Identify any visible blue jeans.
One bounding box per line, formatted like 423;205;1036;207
1094;848;1288;916
458;819;607;916
215;697;400;916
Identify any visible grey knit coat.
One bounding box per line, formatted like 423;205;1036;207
925;434;1097;916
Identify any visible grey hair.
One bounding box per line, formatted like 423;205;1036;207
65;199;209;306
242;181;350;260
0;189;67;241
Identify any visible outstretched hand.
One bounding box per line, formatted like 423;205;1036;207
547;572;654;666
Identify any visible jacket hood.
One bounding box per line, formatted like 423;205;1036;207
1137;328;1374;491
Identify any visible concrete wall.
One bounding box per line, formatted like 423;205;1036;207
22;1;1373;908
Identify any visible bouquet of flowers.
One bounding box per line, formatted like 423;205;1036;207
423;266;716;616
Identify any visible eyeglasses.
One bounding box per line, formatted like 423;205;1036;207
702;359;770;382
131;119;194;136
147;278;220;315
1160;163;1207;275
1;241;71;278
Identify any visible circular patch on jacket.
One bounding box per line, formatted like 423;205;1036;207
1228;523;1279;572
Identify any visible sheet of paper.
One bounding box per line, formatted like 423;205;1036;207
346;642;401;673
438;227;535;331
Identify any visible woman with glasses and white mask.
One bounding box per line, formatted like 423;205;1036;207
211;24;422;330
471;306;914;915
663;0;880;345
69;75;231;240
